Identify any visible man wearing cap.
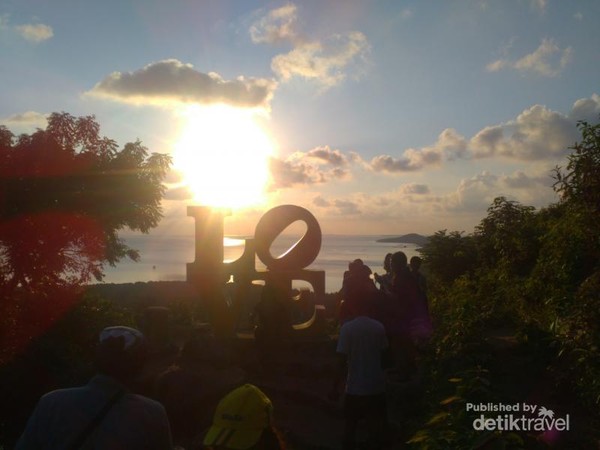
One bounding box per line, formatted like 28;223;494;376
203;384;284;450
16;326;173;449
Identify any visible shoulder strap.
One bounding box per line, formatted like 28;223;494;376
67;388;126;450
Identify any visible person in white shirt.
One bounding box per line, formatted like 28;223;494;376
330;279;389;450
16;326;173;450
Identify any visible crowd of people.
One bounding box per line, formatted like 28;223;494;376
15;250;431;450
332;251;432;450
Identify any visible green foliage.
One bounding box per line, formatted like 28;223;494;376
418;230;478;285
475;197;539;277
0;112;172;293
554;119;600;215
413;119;600;447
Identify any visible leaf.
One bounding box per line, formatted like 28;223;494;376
440;395;462;405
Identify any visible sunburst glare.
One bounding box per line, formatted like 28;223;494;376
173;105;275;209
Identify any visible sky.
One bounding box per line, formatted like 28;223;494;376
1;0;600;238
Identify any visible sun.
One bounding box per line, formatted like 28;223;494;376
173;104;275;209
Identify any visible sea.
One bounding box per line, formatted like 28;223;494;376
101;234;422;293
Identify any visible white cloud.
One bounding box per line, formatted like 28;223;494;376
271;32;369;88
268;146;352;189
470;104;577;160
370;95;600;174
569;93;600;123
250;3;299;45
486;38;572;77
252;3;369;89
305;145;348;166
370;128;466;173
87;59;277;109
15;23;53;43
0;111;48;128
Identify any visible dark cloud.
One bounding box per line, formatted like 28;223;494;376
87;59;277;109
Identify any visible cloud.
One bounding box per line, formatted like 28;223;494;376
271;32;369;88
570;93;600;123
0;16;53;43
443;168;557;213
531;0;547;13
312;196;361;215
471;104;577;160
305;145;349;166
0;111;48;128
370;94;600;174
370;128;466;173
486;38;572;77
15;23;53;42
399;183;430;195
268;145;353;189
164;185;193;201
87;59;277;109
252;3;369;88
250;3;299;45
500;170;549;189
573;12;583;21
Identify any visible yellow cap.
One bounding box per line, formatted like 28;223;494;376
203;384;273;449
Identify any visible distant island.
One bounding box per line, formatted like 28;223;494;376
376;233;429;246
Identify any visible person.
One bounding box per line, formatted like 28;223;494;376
409;256;432;342
373;253;393;293
16;326;173;450
330;289;389;450
155;326;245;449
339;259;377;324
202;384;285;450
388;251;420;377
253;283;293;367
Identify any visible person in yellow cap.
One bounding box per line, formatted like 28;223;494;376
203;384;285;450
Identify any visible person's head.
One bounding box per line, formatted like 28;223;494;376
95;326;147;382
390;251;408;275
410;256;422;272
204;384;283;450
383;253;393;273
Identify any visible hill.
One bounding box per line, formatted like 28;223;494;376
376;233;429;246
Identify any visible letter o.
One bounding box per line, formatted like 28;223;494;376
254;205;322;271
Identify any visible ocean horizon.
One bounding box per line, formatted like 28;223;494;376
100;234;423;293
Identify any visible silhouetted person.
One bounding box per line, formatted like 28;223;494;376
155;327;245;449
409;256;432;342
331;290;389;450
389;251;420;377
16;326;172;449
254;283;293;367
203;384;286;450
374;252;393;293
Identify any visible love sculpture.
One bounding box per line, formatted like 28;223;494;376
187;205;326;338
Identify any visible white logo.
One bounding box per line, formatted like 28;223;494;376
467;403;570;432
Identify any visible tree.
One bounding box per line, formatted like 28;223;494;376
418;229;478;285
474;197;539;277
0;112;172;294
554;119;600;214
